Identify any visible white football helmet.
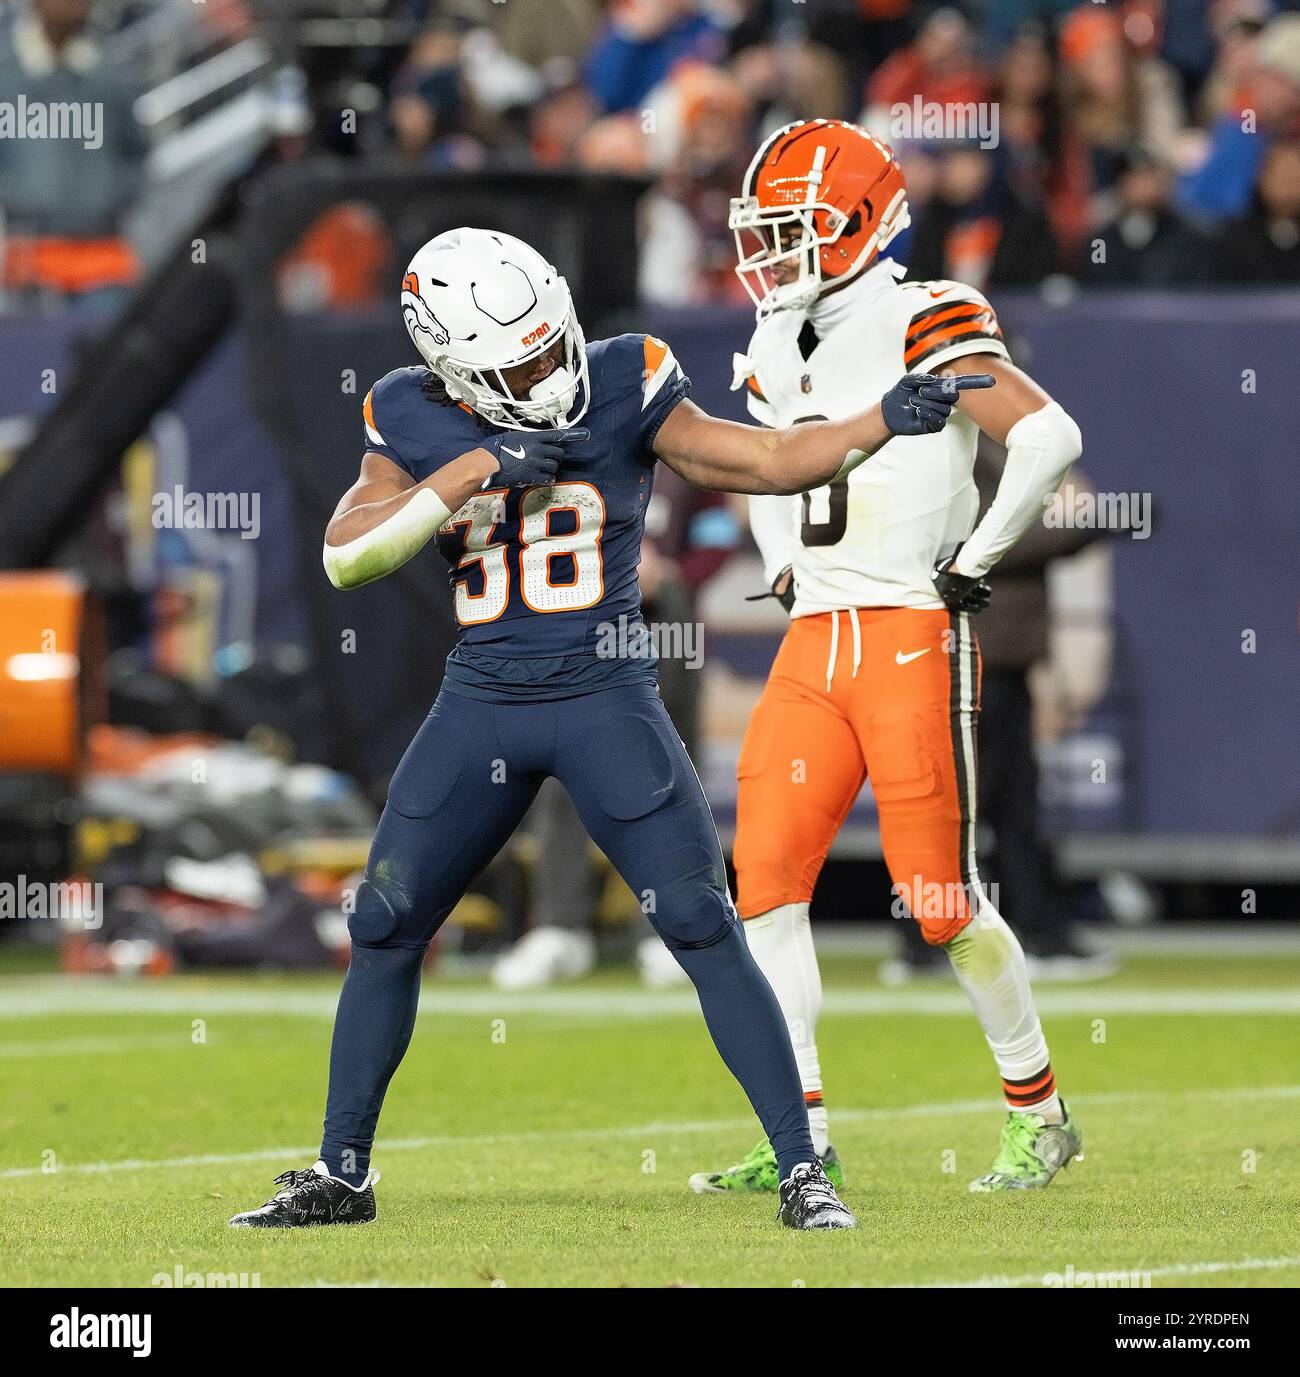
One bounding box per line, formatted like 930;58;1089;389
401;227;590;430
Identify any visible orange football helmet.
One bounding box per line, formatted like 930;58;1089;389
730;119;910;316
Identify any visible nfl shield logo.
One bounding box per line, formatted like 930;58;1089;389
800;374;812;394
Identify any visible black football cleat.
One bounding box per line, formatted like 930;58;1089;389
228;1160;379;1229
777;1160;857;1230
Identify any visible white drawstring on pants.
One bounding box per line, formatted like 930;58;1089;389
825;609;862;691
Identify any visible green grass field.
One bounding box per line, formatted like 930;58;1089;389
1;947;1297;1288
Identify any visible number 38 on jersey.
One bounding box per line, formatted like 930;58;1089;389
439;481;606;625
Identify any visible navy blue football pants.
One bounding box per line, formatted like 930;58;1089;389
320;681;814;1183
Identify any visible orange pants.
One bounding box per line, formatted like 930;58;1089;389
734;607;982;945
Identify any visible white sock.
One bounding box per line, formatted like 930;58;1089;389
942;905;1063;1124
743;902;830;1155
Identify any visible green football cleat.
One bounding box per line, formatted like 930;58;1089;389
689;1141;844;1195
969;1101;1084;1192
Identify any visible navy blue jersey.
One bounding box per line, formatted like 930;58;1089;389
360;334;690;700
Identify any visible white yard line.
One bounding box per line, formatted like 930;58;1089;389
907;1255;1300;1289
1;1084;1295;1182
0;1034;191;1059
1;979;1298;1020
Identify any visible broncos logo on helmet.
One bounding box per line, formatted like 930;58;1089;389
401;272;452;350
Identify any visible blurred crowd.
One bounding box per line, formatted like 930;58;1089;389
3;0;1300;310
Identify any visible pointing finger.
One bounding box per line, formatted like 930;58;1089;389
952;374;996;391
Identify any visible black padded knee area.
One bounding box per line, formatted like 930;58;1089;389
348;873;421;948
654;869;739;952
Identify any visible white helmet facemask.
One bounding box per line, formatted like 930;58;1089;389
402;227;590;431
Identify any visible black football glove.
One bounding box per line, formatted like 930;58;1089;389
745;565;796;615
932;547;992;614
484;427;589;487
881;373;995;437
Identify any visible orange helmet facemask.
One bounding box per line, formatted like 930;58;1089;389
729;119;910;317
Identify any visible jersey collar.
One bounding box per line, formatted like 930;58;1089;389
806;257;905;336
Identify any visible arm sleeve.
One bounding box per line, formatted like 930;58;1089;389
734;354;791;583
979;453;1105;574
748;493;800;588
955;402;1084;579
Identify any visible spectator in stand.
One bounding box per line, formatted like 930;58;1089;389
729;33;853;133
1178;11;1300;225
530;82;600;168
997;23;1061;204
639;63;755;304
1197;2;1267;125
906;144;1059;288
983;0;1079;49
1058;4;1185;239
861;8;993;136
1159;0;1219;104
0;0;146;312
575;111;652;173
1214;137;1300;280
800;0;914;99
583;0;727;114
1080;143;1209;284
388;20;487;169
468;0;601;76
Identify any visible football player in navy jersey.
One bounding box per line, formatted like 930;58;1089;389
228;227;991;1233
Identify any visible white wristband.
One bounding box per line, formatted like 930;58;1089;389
322;486;452;590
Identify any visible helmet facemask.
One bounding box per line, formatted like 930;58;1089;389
730;200;851;317
730;190;910;318
427;306;590;431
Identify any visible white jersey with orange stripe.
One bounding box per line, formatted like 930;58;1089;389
740;260;1009;615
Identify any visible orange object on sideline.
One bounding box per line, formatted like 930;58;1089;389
0;571;85;774
2;236;139;295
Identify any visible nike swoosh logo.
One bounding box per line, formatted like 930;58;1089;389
928;290;947;299
895;648;932;665
500;444;525;460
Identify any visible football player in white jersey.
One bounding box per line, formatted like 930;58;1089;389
690;120;1087;1197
